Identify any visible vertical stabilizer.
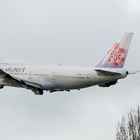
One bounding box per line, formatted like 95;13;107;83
96;33;133;68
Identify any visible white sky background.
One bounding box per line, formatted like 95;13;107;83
0;0;140;139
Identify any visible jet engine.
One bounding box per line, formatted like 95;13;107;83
98;80;118;87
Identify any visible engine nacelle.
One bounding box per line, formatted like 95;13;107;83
99;80;118;87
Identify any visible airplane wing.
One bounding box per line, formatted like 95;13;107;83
128;70;140;75
0;69;42;93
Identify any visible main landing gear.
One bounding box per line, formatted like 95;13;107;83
0;85;4;89
31;88;43;95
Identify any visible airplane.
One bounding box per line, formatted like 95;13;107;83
0;33;138;95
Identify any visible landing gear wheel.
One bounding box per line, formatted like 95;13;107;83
32;89;43;95
0;85;4;89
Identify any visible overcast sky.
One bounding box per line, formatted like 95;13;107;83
0;0;140;140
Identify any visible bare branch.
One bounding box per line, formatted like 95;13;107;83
116;106;140;140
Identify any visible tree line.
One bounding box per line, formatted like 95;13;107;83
116;106;140;140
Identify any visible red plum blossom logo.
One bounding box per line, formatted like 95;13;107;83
108;42;126;65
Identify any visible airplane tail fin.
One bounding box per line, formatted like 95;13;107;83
96;33;133;68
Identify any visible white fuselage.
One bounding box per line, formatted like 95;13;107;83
0;63;127;91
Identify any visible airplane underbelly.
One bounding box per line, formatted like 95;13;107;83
51;76;92;89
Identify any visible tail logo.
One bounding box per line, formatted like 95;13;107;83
108;42;126;66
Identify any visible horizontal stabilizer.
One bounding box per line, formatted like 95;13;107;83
95;69;122;76
128;70;140;75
